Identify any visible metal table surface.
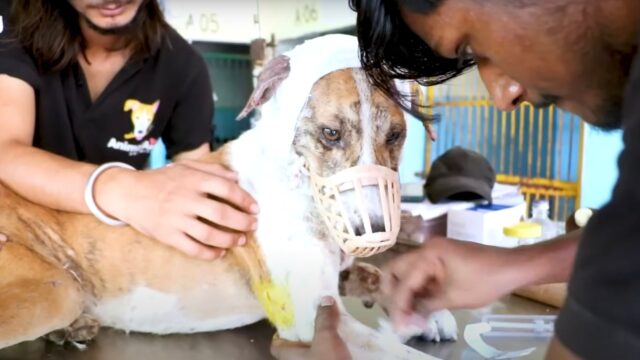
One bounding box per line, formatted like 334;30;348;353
0;245;557;360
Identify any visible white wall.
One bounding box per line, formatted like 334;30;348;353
163;0;355;44
162;0;260;43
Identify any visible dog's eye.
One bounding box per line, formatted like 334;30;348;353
322;128;341;143
386;130;403;145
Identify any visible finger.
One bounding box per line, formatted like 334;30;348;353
313;297;352;360
390;263;432;328
178;160;239;181
380;251;421;297
314;297;341;334
163;231;224;260
198;175;259;215
182;216;246;249
191;197;257;233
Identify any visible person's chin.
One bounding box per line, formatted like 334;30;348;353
569;104;622;131
93;18;133;30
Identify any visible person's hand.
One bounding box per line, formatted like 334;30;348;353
271;297;351;360
95;160;259;260
382;237;519;329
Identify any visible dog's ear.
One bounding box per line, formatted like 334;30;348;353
151;100;160;114
124;99;140;112
236;55;291;120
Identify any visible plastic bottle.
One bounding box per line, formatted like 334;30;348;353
529;200;557;241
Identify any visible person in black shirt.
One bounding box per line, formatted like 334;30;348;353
0;0;258;260
274;0;640;359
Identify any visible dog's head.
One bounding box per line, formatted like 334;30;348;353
294;68;406;237
238;37;408;255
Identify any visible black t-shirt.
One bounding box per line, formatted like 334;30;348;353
556;39;640;358
0;1;212;169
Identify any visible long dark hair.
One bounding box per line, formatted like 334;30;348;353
349;0;475;123
9;0;170;73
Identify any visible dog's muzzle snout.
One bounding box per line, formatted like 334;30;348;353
309;164;401;257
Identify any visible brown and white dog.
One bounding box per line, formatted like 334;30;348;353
0;35;455;359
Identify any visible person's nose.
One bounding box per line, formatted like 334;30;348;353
478;62;525;112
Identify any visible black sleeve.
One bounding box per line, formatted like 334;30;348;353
0;0;40;89
161;52;213;159
555;48;640;359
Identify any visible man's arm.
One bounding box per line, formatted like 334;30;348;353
382;231;580;328
0;74;97;213
513;230;580;286
0;74;257;260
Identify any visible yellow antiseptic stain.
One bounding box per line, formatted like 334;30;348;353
253;280;295;329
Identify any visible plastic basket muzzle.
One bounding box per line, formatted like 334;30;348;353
309;164;402;257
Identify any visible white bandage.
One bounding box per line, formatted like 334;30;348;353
84;162;135;227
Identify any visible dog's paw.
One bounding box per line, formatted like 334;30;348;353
379;310;458;343
45;314;101;348
420;310;458;342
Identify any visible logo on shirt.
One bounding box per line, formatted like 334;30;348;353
123;99;160;141
1;16;4;34
106;98;160;156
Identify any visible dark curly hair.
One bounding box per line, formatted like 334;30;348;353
349;0;475;122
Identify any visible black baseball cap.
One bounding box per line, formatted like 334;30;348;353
425;147;496;204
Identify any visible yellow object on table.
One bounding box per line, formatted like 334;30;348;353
503;222;542;247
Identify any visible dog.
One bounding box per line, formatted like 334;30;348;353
0;35;456;359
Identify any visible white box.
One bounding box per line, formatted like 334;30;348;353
447;203;527;247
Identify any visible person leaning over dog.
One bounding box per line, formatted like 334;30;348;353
0;0;258;260
274;0;640;359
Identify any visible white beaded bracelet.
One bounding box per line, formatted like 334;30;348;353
84;162;135;227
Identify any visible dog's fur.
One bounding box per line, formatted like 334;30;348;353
0;66;455;358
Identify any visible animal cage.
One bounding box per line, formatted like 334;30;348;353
415;72;584;222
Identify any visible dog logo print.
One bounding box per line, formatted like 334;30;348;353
123;99;160;141
0;16;4;34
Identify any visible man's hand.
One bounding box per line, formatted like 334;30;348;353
271;297;351;360
95;160;259;260
382;237;519;329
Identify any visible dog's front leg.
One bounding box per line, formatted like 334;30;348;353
336;313;441;360
263;242;342;343
339;262;458;343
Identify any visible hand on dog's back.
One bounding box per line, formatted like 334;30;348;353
95;159;259;260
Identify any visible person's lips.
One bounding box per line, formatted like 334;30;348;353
96;2;127;17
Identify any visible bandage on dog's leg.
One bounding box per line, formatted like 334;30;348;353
0;242;85;349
